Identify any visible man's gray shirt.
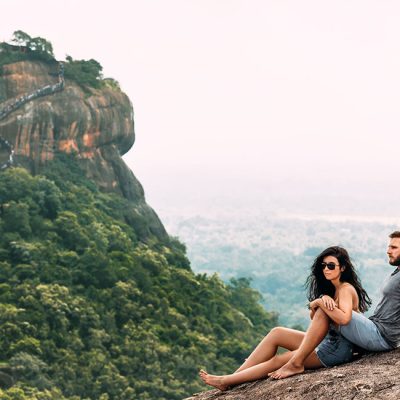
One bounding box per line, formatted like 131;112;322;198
369;268;400;348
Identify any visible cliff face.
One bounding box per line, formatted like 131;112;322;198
0;60;167;240
186;349;400;400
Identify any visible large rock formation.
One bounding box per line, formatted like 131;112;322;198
186;349;400;399
0;60;167;240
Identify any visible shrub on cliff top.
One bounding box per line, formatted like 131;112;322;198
64;56;103;90
0;31;55;67
0;31;121;92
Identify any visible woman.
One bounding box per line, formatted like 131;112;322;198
199;246;371;390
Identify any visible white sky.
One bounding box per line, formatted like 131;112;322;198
1;0;400;212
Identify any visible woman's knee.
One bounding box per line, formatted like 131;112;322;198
268;327;285;337
314;308;329;320
267;326;298;342
265;327;285;343
265;326;305;350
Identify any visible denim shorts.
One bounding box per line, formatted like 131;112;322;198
316;326;354;367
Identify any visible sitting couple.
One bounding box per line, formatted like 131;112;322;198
200;231;400;391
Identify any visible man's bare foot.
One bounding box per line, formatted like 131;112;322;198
268;360;304;379
199;369;229;391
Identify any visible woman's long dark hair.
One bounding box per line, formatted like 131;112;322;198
305;246;371;313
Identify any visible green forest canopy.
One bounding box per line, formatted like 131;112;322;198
0;154;277;399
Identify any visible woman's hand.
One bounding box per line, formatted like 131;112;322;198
308;298;321;310
314;287;355;325
320;295;336;311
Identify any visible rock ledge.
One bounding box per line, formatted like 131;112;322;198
186;349;400;400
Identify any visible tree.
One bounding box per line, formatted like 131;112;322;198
2;202;31;238
11;30;31;47
28;37;54;57
64;57;103;89
11;31;54;59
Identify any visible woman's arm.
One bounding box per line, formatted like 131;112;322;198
313;286;355;325
308;298;322;319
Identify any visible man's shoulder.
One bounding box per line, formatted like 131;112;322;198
388;269;400;282
391;267;400;277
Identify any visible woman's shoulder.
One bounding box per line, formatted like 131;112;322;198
338;282;357;295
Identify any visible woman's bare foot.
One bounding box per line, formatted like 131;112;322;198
268;360;304;379
199;369;229;391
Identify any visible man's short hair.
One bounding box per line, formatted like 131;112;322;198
389;231;400;239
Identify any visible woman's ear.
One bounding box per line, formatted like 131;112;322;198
341;267;345;272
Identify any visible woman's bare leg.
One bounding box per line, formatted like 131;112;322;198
235;327;305;373
269;308;330;379
200;350;322;390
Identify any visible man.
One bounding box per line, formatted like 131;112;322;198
340;231;400;351
269;231;399;379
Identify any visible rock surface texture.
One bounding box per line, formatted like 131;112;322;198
186;349;400;400
0;60;167;240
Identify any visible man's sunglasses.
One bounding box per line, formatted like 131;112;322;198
321;262;339;270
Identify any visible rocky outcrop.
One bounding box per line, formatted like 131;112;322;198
186;349;400;400
0;60;167;240
0;62;64;121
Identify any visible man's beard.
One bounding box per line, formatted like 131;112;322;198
389;256;400;266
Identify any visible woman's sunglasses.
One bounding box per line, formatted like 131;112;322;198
321;262;339;270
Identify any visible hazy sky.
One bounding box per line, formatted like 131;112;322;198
1;1;400;211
